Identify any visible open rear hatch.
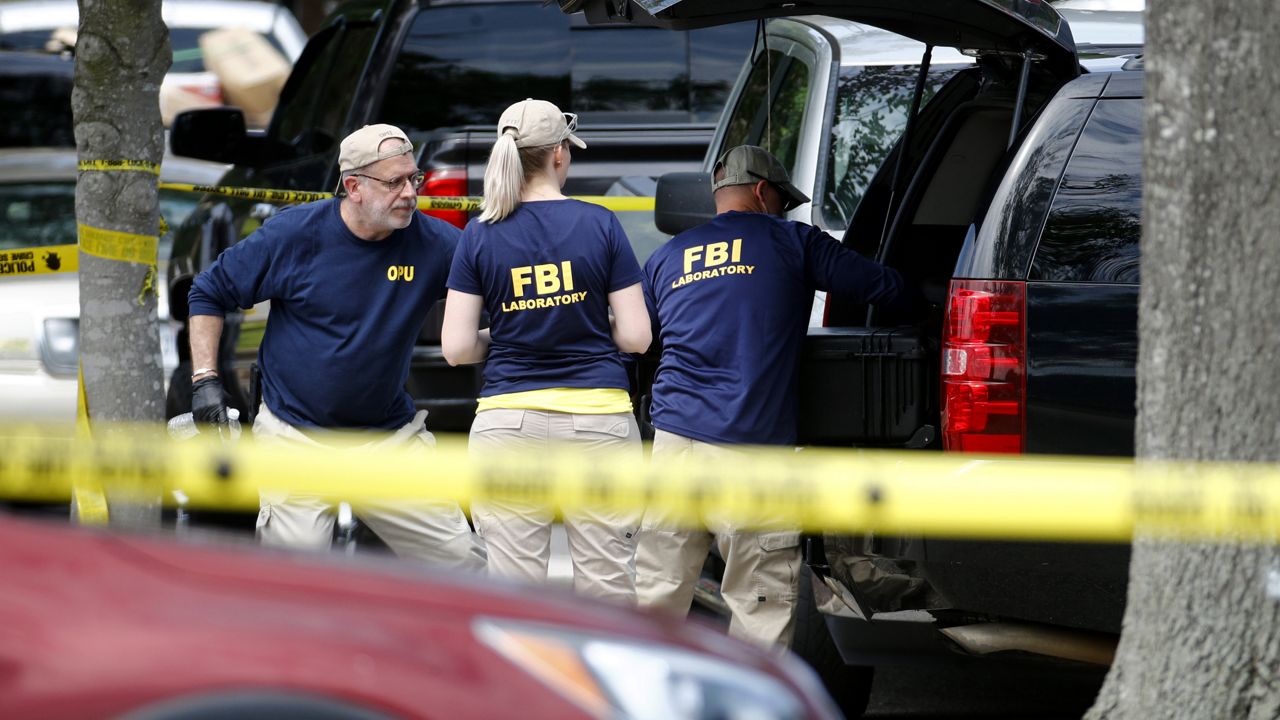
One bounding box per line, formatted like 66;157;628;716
619;0;1083;449
563;0;1079;80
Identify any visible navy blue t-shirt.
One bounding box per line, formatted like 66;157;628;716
447;199;642;397
188;198;459;430
644;211;908;446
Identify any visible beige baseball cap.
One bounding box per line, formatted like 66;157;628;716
338;124;414;173
712;145;810;211
498;99;586;149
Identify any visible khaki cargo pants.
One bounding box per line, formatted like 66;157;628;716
468;408;641;605
253;405;487;573
635;429;802;649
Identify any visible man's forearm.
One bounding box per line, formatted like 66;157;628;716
189;314;225;380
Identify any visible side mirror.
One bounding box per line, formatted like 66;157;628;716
655;172;715;235
170;107;253;165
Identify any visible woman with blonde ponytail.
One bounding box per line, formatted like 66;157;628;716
441;98;651;604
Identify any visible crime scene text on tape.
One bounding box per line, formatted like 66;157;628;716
156;183;656;212
1;427;1278;542
0;156;167;281
78;159;162;175
0;245;78;278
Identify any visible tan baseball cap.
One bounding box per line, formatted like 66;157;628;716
712;145;810;211
498;99;587;149
338;124;414;173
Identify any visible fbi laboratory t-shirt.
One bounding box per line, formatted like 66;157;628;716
447;199;643;398
644;211;908;446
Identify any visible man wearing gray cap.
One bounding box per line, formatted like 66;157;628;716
635;145;915;648
186;124;485;571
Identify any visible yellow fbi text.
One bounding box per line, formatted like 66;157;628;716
504;260;586;312
673;238;754;289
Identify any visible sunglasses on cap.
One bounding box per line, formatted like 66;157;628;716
560;112;578;142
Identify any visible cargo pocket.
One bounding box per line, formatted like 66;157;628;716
758;530;802;552
471;409;526;434
570;413;632;439
754;530;802;604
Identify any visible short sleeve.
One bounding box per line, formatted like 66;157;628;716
446;226;483;295
419;213;461;301
642;254;662;338
606;212;643;292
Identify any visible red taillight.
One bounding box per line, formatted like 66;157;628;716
941;280;1026;453
419;167;468;228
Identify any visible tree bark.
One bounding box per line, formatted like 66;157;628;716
74;0;170;527
1087;2;1280;718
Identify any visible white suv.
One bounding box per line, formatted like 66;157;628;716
0;149;226;421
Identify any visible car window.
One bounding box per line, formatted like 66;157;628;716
168;27;289;74
380;7;752;133
570;23;753;123
0;183;195;260
570;26;686;122
158;189;204;260
1030;99;1142;284
380;5;571;135
689;25;754;122
0;183;76;251
721;50;810;174
821;63;964;228
270;23;377;156
0;61;75;148
0;30;63;51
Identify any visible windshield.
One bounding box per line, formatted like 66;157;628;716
1;28;286;74
0;182;201;259
0;63;75;147
169;27;289;73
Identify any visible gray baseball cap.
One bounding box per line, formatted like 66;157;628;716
711;145;810;211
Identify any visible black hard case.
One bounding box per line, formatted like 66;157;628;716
796;326;938;447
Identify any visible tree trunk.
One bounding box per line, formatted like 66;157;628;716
1087;2;1280;718
74;0;170;527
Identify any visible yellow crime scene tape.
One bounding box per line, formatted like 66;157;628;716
78;159;162;175
1;427;1279;542
155;182;657;213
0;245;78;278
0;180;650;280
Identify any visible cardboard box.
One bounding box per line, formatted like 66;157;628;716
159;83;220;126
198;27;290;116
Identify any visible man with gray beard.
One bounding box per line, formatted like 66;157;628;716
187;124;485;571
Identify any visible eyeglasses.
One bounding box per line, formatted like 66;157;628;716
354;170;426;192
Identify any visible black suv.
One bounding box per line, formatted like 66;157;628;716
0;50;74;148
166;0;753;426
573;0;1142;714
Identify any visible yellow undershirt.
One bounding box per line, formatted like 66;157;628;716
477;387;633;414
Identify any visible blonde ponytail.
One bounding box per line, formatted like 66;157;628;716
479;132;523;223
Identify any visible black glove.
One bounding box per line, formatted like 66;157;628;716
191;375;228;426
